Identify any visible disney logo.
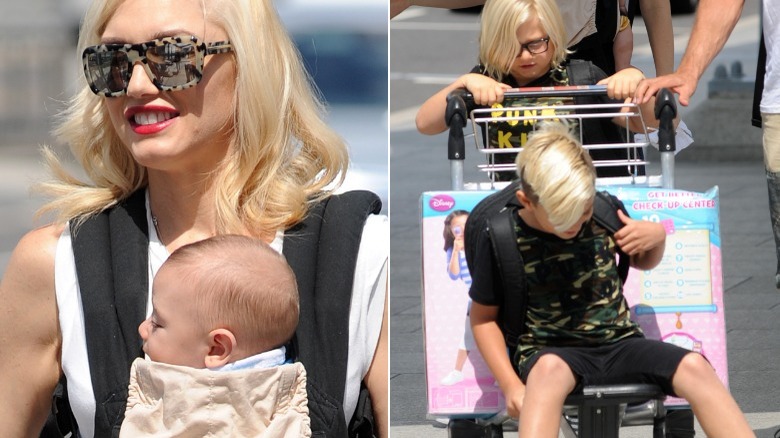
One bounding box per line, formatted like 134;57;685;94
430;195;456;212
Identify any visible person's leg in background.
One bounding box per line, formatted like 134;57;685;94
762;113;780;288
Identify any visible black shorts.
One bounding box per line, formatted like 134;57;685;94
518;337;693;397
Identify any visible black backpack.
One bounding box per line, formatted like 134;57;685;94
463;181;630;351
41;189;382;438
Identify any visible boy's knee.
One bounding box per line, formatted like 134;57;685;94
528;353;572;382
676;352;713;379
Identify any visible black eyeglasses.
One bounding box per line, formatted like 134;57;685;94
82;35;233;97
517;37;550;56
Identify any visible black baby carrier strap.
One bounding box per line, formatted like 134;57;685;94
74;191;150;435
44;190;150;438
44;189;382;438
283;190;382;438
75;191;149;436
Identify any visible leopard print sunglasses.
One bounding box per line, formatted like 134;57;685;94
82;35;232;97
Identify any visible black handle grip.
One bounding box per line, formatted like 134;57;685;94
446;89;468;161
654;88;677;153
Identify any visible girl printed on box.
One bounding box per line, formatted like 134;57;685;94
440;210;475;386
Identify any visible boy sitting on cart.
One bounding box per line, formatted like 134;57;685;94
465;122;753;438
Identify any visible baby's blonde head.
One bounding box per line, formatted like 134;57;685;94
516;122;596;232
162;235;299;355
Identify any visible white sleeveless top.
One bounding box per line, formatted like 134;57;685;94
55;193;388;437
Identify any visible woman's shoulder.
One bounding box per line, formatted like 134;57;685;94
3;224;64;294
7;223;65;278
0;223;64;346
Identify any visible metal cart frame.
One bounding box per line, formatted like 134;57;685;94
439;87;680;438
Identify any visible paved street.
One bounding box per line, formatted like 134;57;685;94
390;2;780;437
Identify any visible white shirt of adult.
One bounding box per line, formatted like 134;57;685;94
761;0;780;113
55;192;388;438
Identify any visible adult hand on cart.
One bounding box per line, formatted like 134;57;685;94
633;69;698;107
596;66;645;101
613;210;667;270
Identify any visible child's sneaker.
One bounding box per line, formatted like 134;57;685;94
440;370;464;386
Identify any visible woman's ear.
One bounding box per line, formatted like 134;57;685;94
205;328;237;368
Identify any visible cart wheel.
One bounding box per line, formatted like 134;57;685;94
447;419;503;438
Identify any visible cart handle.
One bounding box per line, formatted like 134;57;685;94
447;86;609;114
654;88;677;153
445;88;468;161
502;84;608;98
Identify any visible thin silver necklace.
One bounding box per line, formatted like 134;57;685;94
151;214;162;242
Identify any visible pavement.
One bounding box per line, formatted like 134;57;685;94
389;4;780;436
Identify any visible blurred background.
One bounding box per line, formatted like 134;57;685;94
0;0;388;276
277;0;388;209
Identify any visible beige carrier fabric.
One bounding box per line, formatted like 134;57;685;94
559;0;598;47
121;359;311;437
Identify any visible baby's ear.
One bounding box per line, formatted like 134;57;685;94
205;328;237;368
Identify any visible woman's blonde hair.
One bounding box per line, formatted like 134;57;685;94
165;235;299;354
478;0;570;81
516;122;595;232
40;0;348;234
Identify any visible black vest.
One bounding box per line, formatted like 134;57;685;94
42;189;382;438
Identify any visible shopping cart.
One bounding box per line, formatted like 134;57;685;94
444;85;676;190
420;87;727;437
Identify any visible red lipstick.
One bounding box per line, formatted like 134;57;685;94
125;105;180;135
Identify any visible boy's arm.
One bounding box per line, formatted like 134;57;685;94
390;0;486;19
613;210;666;270
416;74;510;135
597;67;674;132
613;26;634;73
470;302;525;419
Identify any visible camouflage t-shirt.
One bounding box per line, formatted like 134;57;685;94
513;213;642;370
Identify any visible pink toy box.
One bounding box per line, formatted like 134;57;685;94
421;186;727;416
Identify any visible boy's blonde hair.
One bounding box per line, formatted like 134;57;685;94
479;0;570;81
516;122;596;232
163;235;299;354
41;0;347;234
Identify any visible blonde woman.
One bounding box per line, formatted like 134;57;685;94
467;123;752;437
0;0;387;437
